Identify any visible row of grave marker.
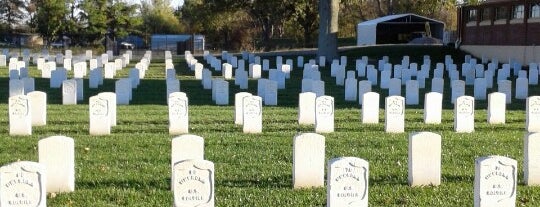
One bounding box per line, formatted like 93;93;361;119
9;90;540;135
4;132;539;206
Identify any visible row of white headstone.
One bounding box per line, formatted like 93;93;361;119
172;132;540;207
0;136;75;206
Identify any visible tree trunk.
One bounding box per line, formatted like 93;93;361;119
317;0;339;63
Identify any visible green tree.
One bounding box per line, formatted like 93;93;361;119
140;0;183;34
290;0;319;47
245;0;295;50
35;0;68;44
79;0;108;44
106;0;141;39
0;0;27;33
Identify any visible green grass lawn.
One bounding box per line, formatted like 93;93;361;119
1;45;539;206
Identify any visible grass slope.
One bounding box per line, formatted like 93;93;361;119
0;45;539;206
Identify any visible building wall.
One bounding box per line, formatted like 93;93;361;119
461;45;540;64
459;0;540;45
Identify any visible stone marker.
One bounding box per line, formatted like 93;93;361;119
62;79;77;105
0;161;46;207
315;96;334;133
408;132;441;186
451;80;465;104
385;96;405;133
526;96;540;132
474;78;487;100
235;92;252;125
50;68;67;88
405;80;419;105
116;79;131;105
215;80;229;105
298;92;316;125
498;80;512;104
170;134;205;190
488;92;506;124
38;136;75;192
172;160;214;207
9;79;24;97
515;77;528;99
388;78;401;96
98;92;117;126
424;92;443;124
169;92;189;135
357;80;372;105
171;135;204;168
264;80;278;106
293;133;325;188
89;95;111;135
327;157;369;207
243;95;263;133
9;95;32;135
474;156;517;207
525;133;540;186
28;91;47;126
362;92;379;124
345;77;357;101
454;96;475;133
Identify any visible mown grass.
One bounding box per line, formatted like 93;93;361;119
0;45;539;206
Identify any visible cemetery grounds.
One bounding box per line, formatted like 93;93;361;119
1;45;539;206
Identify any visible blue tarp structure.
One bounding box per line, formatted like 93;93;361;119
151;34;205;51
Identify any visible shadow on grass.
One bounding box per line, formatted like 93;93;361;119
218;174;292;188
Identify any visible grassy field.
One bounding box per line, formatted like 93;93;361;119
1;45;539;206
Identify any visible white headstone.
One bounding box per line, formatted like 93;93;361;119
298;92;316;125
385;96;405;133
474;78;487;100
474;156;517;207
293;133;325;188
498;80;512;104
345;78;358;101
525;133;540;185
264;80;278;106
515;77;528;99
50;66;66;86
388;78;401;96
249;64;262;79
0;161;46;207
526;96;540;132
172;160;214;207
327;157;369;207
89;95;111;135
62;80;77;105
405;80;419;105
362;92;379;124
357;80;372;105
424;92;443;124
9;95;32;135
488;92;506;124
315;96;334;133
242;95;263;133
116;79;131;105
9;79;24;97
451;80;465;104
454;96;475;133
167;79;181;102
408;132;441;186
215;80;229;105
28;91;47;126
38;136;75;192
169;92;189;135
171;135;204;168
235;92;252;125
